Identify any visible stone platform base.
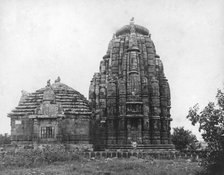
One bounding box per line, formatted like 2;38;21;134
106;144;175;152
81;150;180;160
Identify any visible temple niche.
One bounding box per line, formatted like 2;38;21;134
89;19;174;150
8;78;92;145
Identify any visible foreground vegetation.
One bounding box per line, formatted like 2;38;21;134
1;156;201;175
0;144;202;175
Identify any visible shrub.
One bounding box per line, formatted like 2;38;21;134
172;127;200;151
0;144;82;169
187;88;224;175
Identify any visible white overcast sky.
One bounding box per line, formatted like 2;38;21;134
0;0;223;140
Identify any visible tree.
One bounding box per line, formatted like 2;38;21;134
172;127;199;151
187;89;224;175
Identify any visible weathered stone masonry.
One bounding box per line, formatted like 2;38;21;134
89;19;174;150
8;78;92;144
8;20;174;151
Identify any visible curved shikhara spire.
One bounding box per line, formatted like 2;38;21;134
89;20;174;150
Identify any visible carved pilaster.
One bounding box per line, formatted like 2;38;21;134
160;119;168;144
151;117;161;144
137;118;142;144
126;119;131;144
117;118;125;146
107;119;116;145
33;118;39;141
143;118;150;144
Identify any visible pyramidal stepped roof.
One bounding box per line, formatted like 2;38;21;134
8;77;91;117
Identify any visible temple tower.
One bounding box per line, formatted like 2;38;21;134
89;19;174;150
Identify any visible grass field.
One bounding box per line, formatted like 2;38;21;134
0;157;202;175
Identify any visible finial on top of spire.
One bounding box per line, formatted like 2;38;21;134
130;17;134;22
112;33;116;39
55;76;61;83
47;79;51;87
130;17;135;33
130;17;135;26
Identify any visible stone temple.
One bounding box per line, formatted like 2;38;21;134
89;19;174;150
8;19;174;150
8;77;92;144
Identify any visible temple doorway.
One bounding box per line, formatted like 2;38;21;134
126;118;142;143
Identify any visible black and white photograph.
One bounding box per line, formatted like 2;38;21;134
0;0;223;174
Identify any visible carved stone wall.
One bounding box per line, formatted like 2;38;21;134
89;20;174;150
8;80;92;144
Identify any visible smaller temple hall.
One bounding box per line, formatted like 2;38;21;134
8;77;92;144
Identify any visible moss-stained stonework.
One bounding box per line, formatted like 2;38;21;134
89;19;174;150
